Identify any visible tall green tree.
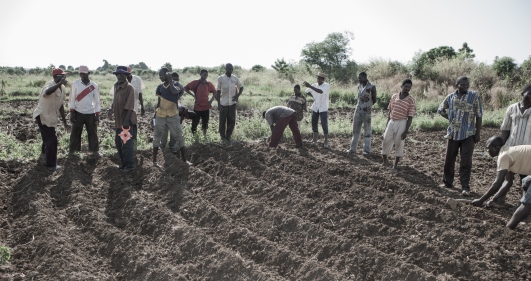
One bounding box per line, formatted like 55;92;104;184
492;56;517;78
300;31;357;83
458;42;475;59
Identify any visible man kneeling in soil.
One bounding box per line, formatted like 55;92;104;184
471;136;531;229
263;106;303;148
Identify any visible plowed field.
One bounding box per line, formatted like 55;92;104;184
1;101;530;280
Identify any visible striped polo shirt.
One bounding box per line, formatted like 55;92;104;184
388;93;415;120
500;102;531;147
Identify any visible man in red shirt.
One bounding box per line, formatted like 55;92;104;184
184;69;216;138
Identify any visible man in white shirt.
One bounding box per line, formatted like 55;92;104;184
216;63;243;145
303;72;330;148
68;65;101;153
126;67;146;116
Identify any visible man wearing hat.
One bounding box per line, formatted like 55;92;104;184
303;72;330;148
33;68;69;171
108;66;137;172
68;66;101;154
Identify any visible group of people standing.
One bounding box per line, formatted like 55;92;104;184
31;65;531;229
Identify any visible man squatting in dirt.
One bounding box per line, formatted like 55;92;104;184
107;66;137;172
152;68;190;166
381;79;416;172
471;137;531;229
437;76;482;196
33;68;68;171
262;106;303;148
68;66;101;154
346;72;377;155
303;72;330;148
184;69;217;138
480;83;531;207
216;63;244;145
286;84;307;129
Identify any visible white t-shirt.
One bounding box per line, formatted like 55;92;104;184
305;82;330;112
68;79;101;114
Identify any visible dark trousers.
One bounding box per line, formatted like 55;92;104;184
192;110;210;133
269;113;303;147
69;111;99;152
443;136;475;190
311;110;328;135
115;124;136;169
219;104;236;140
36;115;58;167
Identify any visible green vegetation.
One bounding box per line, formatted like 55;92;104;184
0;246;10;265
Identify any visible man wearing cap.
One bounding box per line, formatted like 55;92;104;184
262;106;303;148
303;72;330;148
68;66;101;154
108;66;137;172
33;68;68;171
347;72;377;155
216;63;244;145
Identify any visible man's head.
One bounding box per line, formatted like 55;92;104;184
521;83;531;109
78;66;90;81
486;136;504;157
200;69;208;81
225;63;234;76
317;72;326;85
172;72;179;82
112;66;130;83
158;68;170;82
52;68;67;83
456;76;469;93
401;79;413;93
358;72;368;84
294;84;301;95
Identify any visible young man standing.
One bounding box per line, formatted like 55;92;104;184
471;137;531;230
263;106;303;148
437;76;482;196
157;72;184;152
347;72;377;155
108;66;137;172
478;84;531;206
216;63;243;145
184;69;216;137
152;68;189;165
303;72;330;148
381;79;416;171
68;65;101;154
126;67;146;116
33;68;68;171
286;84;307;128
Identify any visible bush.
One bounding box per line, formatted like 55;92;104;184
492;56;517;79
251;65;266;72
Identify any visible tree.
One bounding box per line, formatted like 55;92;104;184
492;56;517;78
300;31;357;84
271;58;295;82
58;65;66;70
98;60;109;71
519;56;531;81
458;42;475;59
409;46;457;80
161;62;173;72
251;65;265;72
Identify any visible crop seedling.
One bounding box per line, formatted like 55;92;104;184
0;246;10;265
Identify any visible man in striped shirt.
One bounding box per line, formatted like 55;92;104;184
382;79;415;171
482;83;531;206
437;76;483;196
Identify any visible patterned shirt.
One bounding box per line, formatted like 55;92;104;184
356;82;375;113
287;94;306;121
500;102;531;148
438;90;483;140
388;93;415;120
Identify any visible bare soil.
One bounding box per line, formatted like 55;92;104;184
1;100;530;280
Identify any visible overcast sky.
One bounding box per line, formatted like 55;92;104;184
1;0;530;70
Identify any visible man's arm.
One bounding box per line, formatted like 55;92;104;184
501;130;510;145
401;116;413;140
474;116;482;143
184;85;196;99
139;92;145;116
45;77;67;95
59;105;67;129
302;81;323;94
437;95;450;120
472;169;508;206
371;86;377;105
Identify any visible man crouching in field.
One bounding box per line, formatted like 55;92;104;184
33;68;68;171
108;66;137;172
263;106;303;148
471;136;531;229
